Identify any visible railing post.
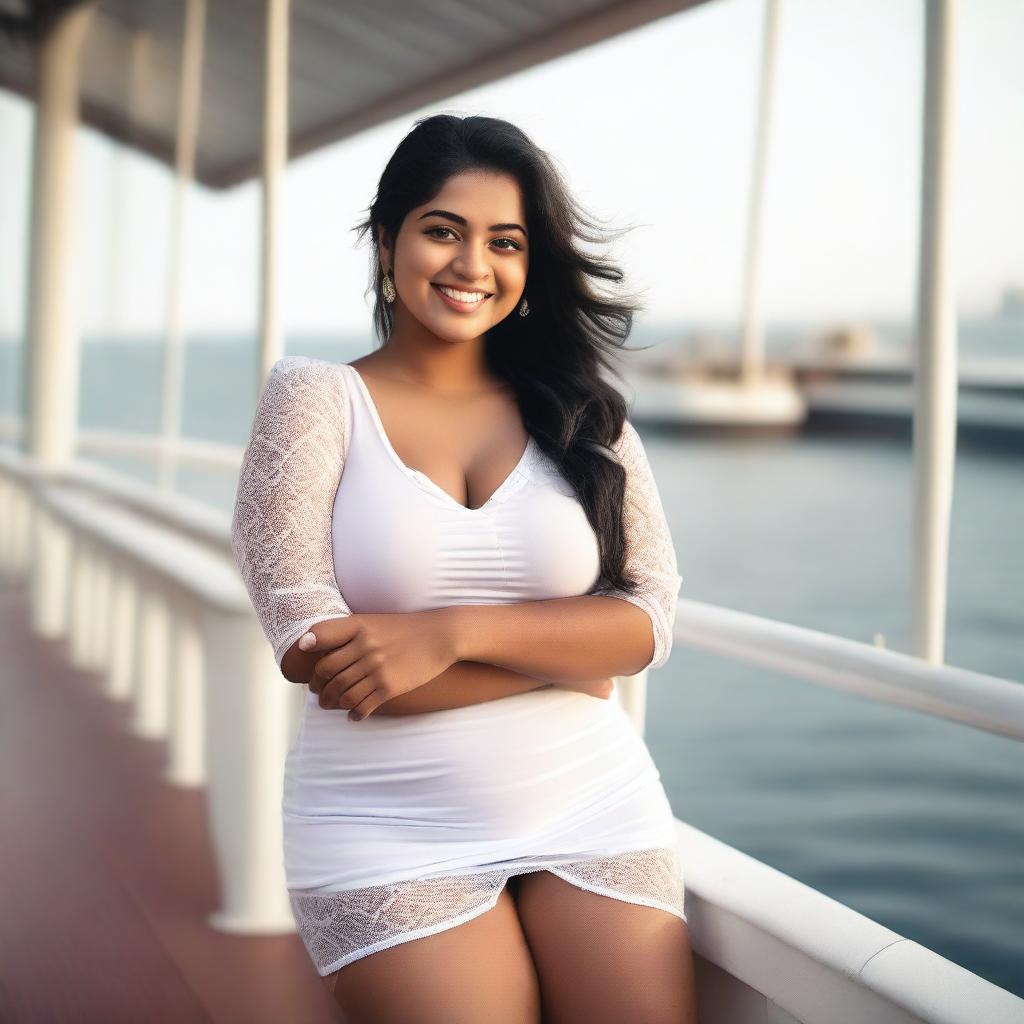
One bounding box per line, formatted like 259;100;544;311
67;532;95;670
28;494;72;639
0;471;31;580
132;581;172;740
104;554;139;702
199;609;302;932
88;545;114;671
166;600;207;787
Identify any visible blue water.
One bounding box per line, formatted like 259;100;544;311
1;325;1022;998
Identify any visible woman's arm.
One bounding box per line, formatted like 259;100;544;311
230;357;356;672
440;596;652;682
373;662;613;715
290;644;615;713
440;420;683;682
377;662;545;712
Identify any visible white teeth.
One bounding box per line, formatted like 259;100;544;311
437;285;489;304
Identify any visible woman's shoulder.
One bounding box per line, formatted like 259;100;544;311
603;415;641;458
269;354;349;381
261;357;352;443
265;355;353;401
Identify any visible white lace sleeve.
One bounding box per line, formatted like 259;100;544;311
589;420;682;672
230;356;353;670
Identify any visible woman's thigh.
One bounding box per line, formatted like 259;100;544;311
514;870;697;1024
326;883;542;1024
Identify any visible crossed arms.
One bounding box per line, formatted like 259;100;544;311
280;596;658;714
231;357;682;716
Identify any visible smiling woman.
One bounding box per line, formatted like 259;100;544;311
231;113;693;1021
376;169;530;335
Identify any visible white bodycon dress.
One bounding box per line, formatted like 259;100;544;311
229;355;686;976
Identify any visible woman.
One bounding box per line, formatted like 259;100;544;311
230;113;697;1023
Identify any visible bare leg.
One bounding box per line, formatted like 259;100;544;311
514;869;698;1024
325;883;542;1023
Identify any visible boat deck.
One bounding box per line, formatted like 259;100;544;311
0;585;338;1023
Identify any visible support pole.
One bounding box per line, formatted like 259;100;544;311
22;2;97;467
257;0;290;389
159;0;206;492
104;30;153;335
912;0;958;664
738;0;780;386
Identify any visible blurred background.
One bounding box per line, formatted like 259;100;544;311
1;0;1021;1020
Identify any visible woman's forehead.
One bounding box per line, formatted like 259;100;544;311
421;170;525;216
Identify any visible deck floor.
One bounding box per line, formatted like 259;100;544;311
0;585;340;1023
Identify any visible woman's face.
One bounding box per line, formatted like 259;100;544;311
380;169;529;343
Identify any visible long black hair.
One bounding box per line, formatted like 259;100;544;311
352;113;648;594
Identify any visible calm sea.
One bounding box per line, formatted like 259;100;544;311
2;319;1022;998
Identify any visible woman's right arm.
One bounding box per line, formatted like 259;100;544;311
230;357;355;671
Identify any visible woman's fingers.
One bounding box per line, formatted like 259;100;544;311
319;659;375;710
348;692;384;721
309;645;363;695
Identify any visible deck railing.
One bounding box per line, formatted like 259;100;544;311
2;443;1022;1022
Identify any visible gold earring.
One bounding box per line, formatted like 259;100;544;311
518;296;529;317
382;269;396;304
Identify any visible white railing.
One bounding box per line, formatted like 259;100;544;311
675;601;1024;742
1;445;1021;1022
674;821;1024;1023
0;448;304;934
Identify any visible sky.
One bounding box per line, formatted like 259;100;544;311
0;0;1022;337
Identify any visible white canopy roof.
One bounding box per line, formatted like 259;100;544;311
0;0;708;188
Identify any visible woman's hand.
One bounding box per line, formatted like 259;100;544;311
297;611;458;720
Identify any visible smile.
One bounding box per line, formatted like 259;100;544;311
432;283;493;311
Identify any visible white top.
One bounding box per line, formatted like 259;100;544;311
231;355;682;674
334;362;604;617
229;355;686;972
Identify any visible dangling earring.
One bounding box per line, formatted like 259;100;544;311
518;295;529;317
382;268;396;304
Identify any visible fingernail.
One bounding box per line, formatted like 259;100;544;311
298;632;316;650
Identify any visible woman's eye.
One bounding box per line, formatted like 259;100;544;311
425;227;521;251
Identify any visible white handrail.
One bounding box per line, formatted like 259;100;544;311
7;446;1024;747
674;600;1024;741
3;446;1019;743
677;821;1024;1023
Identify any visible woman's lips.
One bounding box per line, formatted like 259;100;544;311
431;283;492;312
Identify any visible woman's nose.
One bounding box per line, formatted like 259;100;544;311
451;247;491;284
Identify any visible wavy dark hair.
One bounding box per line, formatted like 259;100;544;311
352;113;651;594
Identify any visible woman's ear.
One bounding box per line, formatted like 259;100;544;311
377;224;392;263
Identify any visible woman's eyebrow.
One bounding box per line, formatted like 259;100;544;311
418;209;527;236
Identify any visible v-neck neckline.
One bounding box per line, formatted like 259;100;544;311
343;362;537;514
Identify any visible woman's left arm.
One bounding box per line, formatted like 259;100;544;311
443;420;683;683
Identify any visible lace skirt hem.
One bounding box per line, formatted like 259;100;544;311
289;845;687;977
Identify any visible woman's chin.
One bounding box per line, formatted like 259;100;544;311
422;315;494;342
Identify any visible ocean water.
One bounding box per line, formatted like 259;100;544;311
1;324;1021;999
